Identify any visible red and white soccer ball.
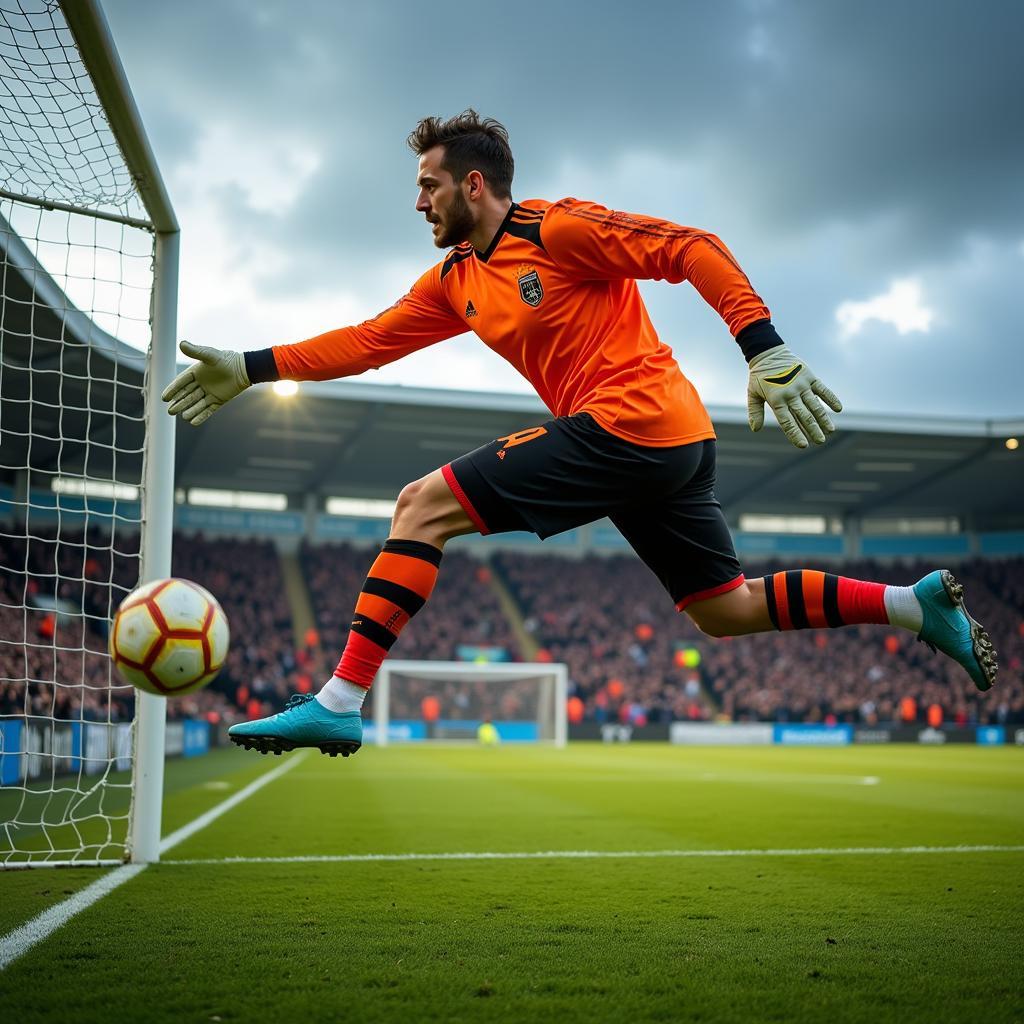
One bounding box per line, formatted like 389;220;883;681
109;578;230;697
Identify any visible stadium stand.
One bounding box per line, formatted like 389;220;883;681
493;551;1023;726
0;526;137;723
0;529;291;725
492;550;714;725
3;520;1021;731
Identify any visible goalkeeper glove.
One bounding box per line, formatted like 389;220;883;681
161;341;251;426
747;345;843;449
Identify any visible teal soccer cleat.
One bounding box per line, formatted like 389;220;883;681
229;693;362;757
913;570;998;692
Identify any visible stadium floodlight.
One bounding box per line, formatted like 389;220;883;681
0;0;178;866
373;661;568;748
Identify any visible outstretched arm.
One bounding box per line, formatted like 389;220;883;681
541;198;842;448
163;268;465;425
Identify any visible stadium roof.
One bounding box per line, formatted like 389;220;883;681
3;218;1023;531
183;379;1024;530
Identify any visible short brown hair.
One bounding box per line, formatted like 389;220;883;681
407;110;514;200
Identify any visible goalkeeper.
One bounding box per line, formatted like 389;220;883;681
163;111;997;758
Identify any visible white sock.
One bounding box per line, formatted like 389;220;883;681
315;676;368;714
883;585;923;633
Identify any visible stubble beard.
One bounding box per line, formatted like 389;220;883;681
433;189;475;248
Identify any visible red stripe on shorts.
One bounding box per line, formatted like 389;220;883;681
675;574;746;612
441;463;491;535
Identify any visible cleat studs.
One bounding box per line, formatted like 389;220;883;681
940;570;964;606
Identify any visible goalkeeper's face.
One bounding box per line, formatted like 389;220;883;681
415;147;477;249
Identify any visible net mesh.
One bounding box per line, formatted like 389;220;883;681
0;0;144;219
0;0;152;865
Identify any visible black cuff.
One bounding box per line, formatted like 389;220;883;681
243;349;280;384
735;319;784;363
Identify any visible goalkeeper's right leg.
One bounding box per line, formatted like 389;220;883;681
230;469;475;756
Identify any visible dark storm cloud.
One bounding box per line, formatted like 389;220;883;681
110;0;1023;241
103;0;1024;415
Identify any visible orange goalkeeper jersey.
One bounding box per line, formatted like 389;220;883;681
271;198;770;446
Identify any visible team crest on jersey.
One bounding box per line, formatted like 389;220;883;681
516;264;544;307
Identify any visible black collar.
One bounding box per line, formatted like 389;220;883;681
474;202;518;263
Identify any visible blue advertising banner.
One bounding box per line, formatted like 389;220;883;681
454;645;511;663
735;533;845;557
363;720;427;744
314;514;392;542
177;506;305;536
861;534;971;557
773;724;853;746
22;490;141;528
975;726;1005;746
183;720;211;757
978;532;1024;556
434;720;539;742
0;719;22;784
362;720;538;743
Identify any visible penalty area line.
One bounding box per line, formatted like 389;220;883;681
0;751;308;972
164;843;1024;867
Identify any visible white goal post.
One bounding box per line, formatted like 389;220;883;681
0;0;178;866
373;661;568;748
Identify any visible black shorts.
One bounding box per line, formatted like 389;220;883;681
442;412;744;610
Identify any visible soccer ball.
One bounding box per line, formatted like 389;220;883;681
109;578;229;697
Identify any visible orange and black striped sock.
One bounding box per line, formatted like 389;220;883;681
334;539;441;687
763;570;888;630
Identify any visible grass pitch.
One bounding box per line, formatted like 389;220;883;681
1;742;1022;1022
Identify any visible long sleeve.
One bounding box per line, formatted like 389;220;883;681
270;266;466;381
540;198;770;337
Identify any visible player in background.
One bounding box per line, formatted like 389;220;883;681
162;111;997;757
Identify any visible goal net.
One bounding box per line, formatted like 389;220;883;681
372;661;568;747
0;0;177;866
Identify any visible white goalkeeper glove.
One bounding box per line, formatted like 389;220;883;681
747;345;843;449
161;341;251;426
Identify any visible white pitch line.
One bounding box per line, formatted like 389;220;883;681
0;751;308;972
0;863;146;971
164;843;1024;866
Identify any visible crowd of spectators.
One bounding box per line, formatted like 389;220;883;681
0;527;291;726
0;525;140;723
492;551;715;726
3;522;1022;732
494;552;1024;727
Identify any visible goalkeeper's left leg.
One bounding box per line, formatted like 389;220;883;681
684;569;997;692
612;446;997;694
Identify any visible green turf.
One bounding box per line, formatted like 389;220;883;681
2;744;1023;1022
0;747;289;933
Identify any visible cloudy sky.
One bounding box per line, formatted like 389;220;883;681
102;0;1023;419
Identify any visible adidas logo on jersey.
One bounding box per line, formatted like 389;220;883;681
465;300;478;318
